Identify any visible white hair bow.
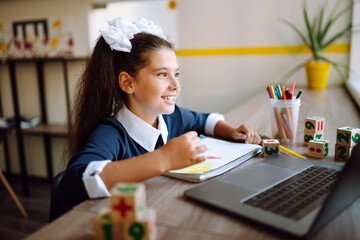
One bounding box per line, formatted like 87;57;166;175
99;17;167;52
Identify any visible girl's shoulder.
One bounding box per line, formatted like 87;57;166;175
93;117;128;137
99;116;125;129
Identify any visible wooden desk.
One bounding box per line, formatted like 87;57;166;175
25;86;360;240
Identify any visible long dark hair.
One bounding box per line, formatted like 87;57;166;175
66;33;174;163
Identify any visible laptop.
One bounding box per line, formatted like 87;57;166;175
184;143;360;238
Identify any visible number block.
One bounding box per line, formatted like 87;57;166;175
94;209;122;240
123;208;156;240
335;144;353;161
308;139;329;159
263;139;279;158
304;116;325;134
336;127;360;147
303;131;324;145
110;183;147;222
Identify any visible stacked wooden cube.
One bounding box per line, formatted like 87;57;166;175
304;116;330;159
94;183;156;240
303;116;325;145
335;127;360;161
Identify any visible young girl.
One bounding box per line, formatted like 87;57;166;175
61;18;261;207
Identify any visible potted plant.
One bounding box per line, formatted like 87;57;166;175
280;0;359;89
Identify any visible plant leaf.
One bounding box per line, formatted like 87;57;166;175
304;1;320;58
328;0;342;20
319;19;333;44
280;18;309;46
320;0;359;44
319;0;342;44
277;56;314;85
317;3;326;43
325;57;358;76
332;0;358;24
320;24;352;50
318;55;346;84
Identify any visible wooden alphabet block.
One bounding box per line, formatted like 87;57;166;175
335;143;353;161
94;209;122;240
123;208;156;240
336;127;360;147
303;131;324;145
263;139;279;158
110;183;147;222
308;139;329;159
304;116;325;134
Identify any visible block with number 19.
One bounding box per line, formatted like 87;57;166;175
303;116;325;145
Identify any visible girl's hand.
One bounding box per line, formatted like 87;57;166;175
160;131;207;171
231;124;262;144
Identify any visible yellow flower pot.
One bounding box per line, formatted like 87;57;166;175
303;61;331;90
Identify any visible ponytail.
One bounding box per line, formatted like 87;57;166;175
67;37;122;161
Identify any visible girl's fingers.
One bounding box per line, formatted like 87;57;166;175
186;131;198;139
195;144;207;154
232;131;247;141
255;133;262;144
192;135;201;145
192;155;206;164
247;131;255;144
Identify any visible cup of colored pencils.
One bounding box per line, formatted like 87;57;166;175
267;83;301;144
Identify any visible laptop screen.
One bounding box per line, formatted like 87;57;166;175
309;143;360;236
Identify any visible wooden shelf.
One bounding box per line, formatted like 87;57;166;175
0;57;87;193
0;124;67;137
21;124;68;137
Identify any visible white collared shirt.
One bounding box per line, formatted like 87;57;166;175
116;106;168;151
82;105;224;198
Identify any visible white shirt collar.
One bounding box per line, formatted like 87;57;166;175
116;105;168;152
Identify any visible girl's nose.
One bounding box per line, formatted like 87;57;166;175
169;75;179;90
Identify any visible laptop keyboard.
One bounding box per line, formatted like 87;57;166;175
243;165;340;220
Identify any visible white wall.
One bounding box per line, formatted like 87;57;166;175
177;0;351;113
88;0;178;50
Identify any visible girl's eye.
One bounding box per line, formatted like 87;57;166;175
175;72;180;77
158;72;167;77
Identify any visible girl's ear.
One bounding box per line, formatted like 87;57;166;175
118;72;135;94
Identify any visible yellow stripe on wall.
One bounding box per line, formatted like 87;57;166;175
175;43;350;57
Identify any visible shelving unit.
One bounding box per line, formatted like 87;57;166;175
0;57;86;195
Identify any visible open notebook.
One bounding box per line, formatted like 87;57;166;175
163;136;262;182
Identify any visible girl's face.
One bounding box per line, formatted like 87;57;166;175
127;48;180;127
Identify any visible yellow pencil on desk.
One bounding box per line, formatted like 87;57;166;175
258;133;306;159
279;145;306;159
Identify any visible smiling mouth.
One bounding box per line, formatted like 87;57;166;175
162;96;176;102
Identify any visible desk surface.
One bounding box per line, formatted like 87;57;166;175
26;86;360;240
